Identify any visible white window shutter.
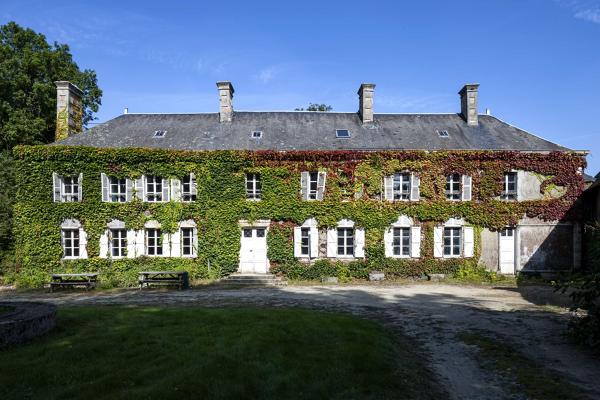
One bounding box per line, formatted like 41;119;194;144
171;230;181;257
293;227;302;257
326;229;337;258
192;228;198;256
300;171;309;200
162;233;170;257
410;173;420;201
411;226;421;258
125;179;133;202
310;227;319;258
77;173;83;201
136;230;145;256
384;228;393;257
355;228;365;258
99;230;109;258
135;177;144;201
463;227;474;258
126;230;136;258
79;228;88;259
53;172;62;202
171;179;182;201
101;173;109;202
433;226;443;258
190;173;198;196
316;172;326;200
162;178;170;202
462;175;472;201
384;175;393;201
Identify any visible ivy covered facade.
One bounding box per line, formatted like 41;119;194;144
10;81;587;287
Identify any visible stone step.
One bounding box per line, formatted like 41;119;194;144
220;273;287;286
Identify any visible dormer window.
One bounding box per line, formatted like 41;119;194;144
336;129;350;138
251;131;263;139
154;130;167;138
437;130;449;138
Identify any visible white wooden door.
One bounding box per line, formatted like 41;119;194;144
499;228;515;274
239;227;268;273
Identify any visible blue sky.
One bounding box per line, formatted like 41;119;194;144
2;0;600;175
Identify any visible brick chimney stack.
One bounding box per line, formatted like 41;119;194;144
459;83;479;126
55;81;83;141
216;81;234;123
357;83;375;124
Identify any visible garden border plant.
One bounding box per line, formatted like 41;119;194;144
9;145;585;287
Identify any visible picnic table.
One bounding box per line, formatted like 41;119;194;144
138;271;189;290
50;273;98;292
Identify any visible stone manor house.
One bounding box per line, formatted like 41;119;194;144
13;80;587;283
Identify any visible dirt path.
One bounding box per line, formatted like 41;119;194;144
2;284;599;399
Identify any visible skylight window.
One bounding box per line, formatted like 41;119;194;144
251;131;263;139
154;130;167;138
437;130;449;138
336;129;351;138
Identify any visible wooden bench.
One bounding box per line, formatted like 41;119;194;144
49;273;98;292
138;271;189;290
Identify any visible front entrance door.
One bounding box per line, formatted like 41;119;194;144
499;227;516;274
239;227;268;273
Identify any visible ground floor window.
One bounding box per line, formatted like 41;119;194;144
300;227;310;256
393;227;410;256
62;229;80;258
181;227;196;256
110;228;126;258
337;228;354;256
146;228;162;256
443;227;461;256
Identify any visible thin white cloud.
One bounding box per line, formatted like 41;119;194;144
556;0;600;24
574;8;600;23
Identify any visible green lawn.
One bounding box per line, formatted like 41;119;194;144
0;307;442;400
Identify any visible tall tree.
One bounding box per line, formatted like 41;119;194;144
0;21;102;150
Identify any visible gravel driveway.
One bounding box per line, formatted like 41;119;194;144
2;283;599;399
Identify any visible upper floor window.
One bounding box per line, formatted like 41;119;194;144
301;171;326;201
501;172;517;200
182;173;197;202
384;172;420;201
146;176;163;202
446;174;461;200
101;174;131;203
246;173;262;200
53;173;82;202
145;228;163;256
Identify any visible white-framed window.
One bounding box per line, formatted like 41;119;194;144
384;215;421;258
393;228;410;256
246;173;262;200
62;228;80;258
294;218;319;259
326;219;365;259
109;228;127;258
301;171;326;201
53;173;83;202
501;172;517;200
383;172;420;201
146;176;163;202
337;228;354;257
182;173;197;202
110;177;127;202
433;218;474;258
145;228;163;256
446;174;461;200
181;227;196;257
300;228;310;256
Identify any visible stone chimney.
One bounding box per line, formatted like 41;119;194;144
357;83;375;123
459;83;479;126
216;81;234;123
55;81;83;141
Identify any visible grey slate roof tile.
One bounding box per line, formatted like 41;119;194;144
55;112;569;152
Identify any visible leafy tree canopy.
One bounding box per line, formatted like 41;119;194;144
0;21;102;150
295;103;332;112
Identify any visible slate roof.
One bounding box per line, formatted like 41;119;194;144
55;112;570;152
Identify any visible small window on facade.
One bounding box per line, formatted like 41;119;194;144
337;227;354;257
300;227;310;256
62;176;80;202
154;130;167;137
392;173;411;200
146;176;163;202
336;129;350;138
501;172;517;200
246;173;262;200
393;227;410;256
146;228;162;256
110;228;126;258
251;131;263;139
256;228;266;238
243;228;252;238
443;227;461;257
181;227;196;256
110;177;127;202
437;130;449;138
445;174;461;200
308;172;319;200
500;228;514;237
182;174;196;202
62;228;80;258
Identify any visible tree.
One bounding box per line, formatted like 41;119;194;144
295;103;333;112
0;21;102;150
0;22;102;275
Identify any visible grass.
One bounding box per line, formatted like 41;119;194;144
0;307;443;400
458;332;589;400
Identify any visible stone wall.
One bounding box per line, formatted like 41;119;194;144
0;302;57;349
